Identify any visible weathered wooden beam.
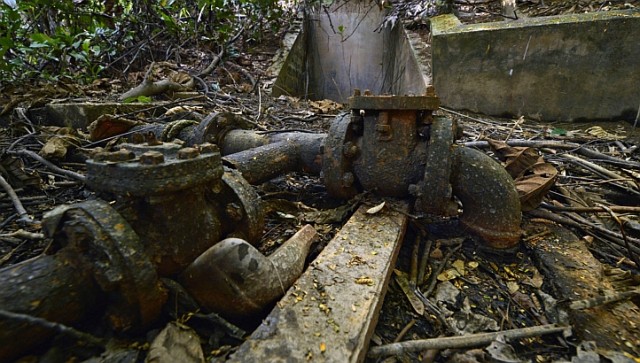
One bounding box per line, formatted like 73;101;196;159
228;200;409;362
529;223;640;354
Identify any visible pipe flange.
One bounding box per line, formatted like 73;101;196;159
322;113;360;199
86;142;223;196
42;200;167;331
413;117;458;216
213;167;265;245
349;94;440;111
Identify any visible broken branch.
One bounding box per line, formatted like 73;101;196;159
0;174;34;224
11;149;86;183
0;309;105;348
367;324;570;359
198;25;245;77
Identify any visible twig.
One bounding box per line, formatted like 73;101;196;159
225;61;256;89
441;107;503;126
418;238;433;285
0;309;106;348
563;211;640;251
119;62;195;101
11;149;85;183
540;202;640;214
597;204;640;268
0;174;34;224
528;209;640;255
560;153;638;192
198;25;245;77
462;139;640;170
422;243;461;296
395;319;416;343
367;324;570;358
255;79;262;123
410;234;420;286
0;229;45;240
569;288;640;310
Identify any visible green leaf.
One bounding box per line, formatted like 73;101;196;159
29;42;49;48
123;95;153;104
70;51;88;63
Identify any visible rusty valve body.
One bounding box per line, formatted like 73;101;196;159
322;90;522;248
86;140;265;276
0;140;268;361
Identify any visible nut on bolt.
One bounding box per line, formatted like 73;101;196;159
342;172;355;188
140;151;164;165
94;149;135;162
225;203;244;222
198;143;219;155
342;142;359;159
177;147;200;160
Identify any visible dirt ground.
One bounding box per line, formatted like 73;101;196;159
1;0;639;362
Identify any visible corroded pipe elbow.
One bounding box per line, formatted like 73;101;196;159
450;146;522;249
180;225;318;323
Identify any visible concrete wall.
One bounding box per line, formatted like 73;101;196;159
431;10;640;121
273;2;427;102
270;20;309;98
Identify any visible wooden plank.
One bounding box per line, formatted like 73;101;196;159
228;200;409;363
530;223;640;354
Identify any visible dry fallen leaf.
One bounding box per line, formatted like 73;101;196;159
355;276;374;286
487;139;558;211
366;201;386;215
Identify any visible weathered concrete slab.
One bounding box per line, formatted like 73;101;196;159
272;3;427;102
32;101;184;129
228;201;409;362
431;10;640;121
529;223;640;354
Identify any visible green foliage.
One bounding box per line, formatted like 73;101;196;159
123;95;153;103
0;0;290;85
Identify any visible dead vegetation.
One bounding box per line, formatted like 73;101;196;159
0;0;639;362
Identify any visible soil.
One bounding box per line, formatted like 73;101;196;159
0;1;639;362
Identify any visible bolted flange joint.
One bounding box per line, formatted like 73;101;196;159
42;200;167;331
86;141;223;196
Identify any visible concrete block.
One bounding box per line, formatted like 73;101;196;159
272;3;427;102
431;10;640;121
40;102;170;129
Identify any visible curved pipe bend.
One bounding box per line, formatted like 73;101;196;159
450;146;522;249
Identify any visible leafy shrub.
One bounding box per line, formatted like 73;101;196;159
0;0;289;85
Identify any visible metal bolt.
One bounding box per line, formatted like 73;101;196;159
353;88;361;96
364;89;372;96
177;147;200;160
342;172;355;188
342;142;359;159
408;183;422;197
140;151;165;165
130;133;145;144
94;149;135;162
225;203;243;222
146;132;162;146
198;143;219;155
426;85;436;97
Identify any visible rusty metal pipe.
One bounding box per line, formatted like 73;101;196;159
222;131;325;184
450;146;522;249
223;141;303;185
0;253;102;362
180;225;318;323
